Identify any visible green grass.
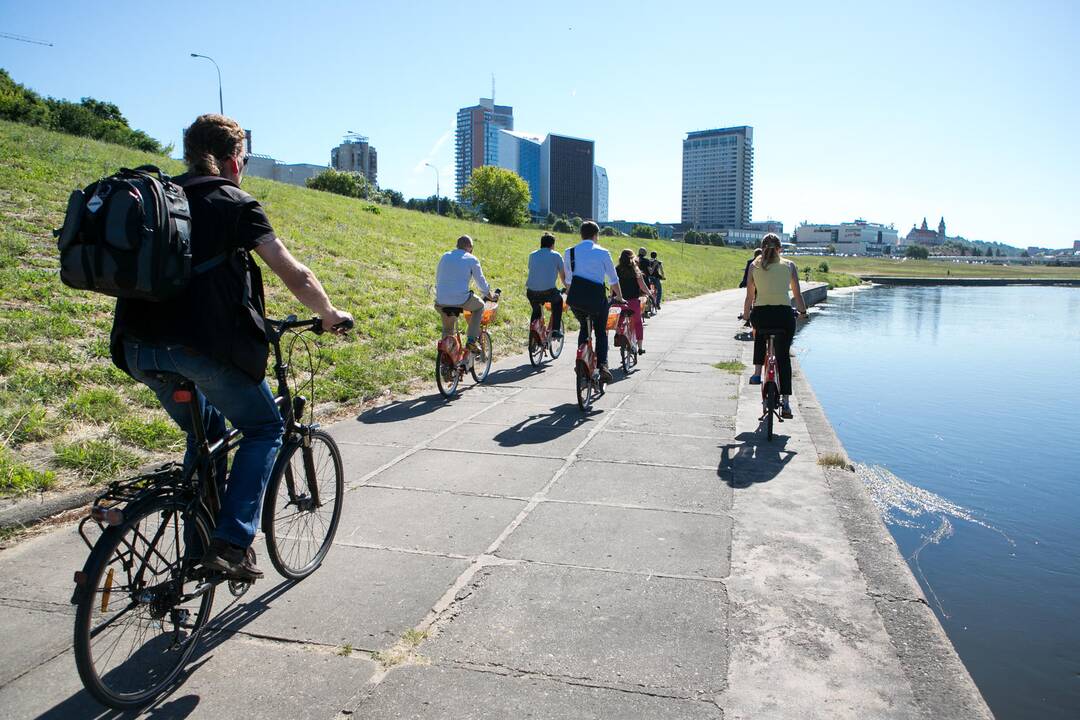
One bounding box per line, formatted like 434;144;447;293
111;416;185;452
712;360;746;374
53;439;140;483
817;452;851;469
797;255;1080;280
0;445;56;495
0;119;837;496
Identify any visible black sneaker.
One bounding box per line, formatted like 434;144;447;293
552;330;564;340
638;348;646;354
202;538;264;581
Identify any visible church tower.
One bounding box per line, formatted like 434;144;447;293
938;217;946;242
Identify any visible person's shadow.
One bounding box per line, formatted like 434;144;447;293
356;395;449;423
484;363;545;386
35;580;296;719
718;430;797;488
493;403;589;447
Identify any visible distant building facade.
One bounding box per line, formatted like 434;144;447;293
496;129;542;214
796;220;898;255
746;220;784;235
244;154;327;188
681;126;754;232
592;165;609;223
331;135;377;185
455;98;513;199
905;217;946;246
540;133;594;218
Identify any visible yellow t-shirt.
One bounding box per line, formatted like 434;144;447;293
751;259;794;306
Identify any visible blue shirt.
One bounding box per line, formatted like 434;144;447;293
435;249;490;306
526;248;564;291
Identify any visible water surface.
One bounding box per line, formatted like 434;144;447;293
795;285;1080;719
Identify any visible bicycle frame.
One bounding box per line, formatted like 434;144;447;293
576;315;598;378
614;305;638;354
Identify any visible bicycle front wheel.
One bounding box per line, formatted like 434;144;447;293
549;324;565;359
471;331;493;382
528;333;544;367
74;497;214;710
263;430;345;580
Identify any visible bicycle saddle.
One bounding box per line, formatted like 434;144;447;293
441;307;464;316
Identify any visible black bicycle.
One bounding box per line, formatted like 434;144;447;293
70;315;351;709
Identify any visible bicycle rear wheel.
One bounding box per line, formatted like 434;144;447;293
436;352;459;398
764;383;778;441
73;497;214;710
528;332;544;367
549;324;565;359
263;430;344;580
576;368;594;411
471;331;493;382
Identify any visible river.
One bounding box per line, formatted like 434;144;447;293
794;284;1080;720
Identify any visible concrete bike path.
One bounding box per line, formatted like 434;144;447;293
0;289;989;719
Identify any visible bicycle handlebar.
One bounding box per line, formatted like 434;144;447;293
266;315;354;338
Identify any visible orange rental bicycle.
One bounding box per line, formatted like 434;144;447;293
436;290;501;398
528;290;566;367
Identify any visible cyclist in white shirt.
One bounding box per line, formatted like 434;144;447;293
435;235;493;351
564;221;623;383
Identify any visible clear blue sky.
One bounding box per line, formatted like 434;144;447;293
2;0;1077;247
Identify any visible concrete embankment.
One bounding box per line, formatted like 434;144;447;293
0;287;991;719
859;275;1080;286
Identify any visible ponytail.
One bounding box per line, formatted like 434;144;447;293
758;233;782;269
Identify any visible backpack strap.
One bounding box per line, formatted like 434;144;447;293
192;252;228;275
569;247;576;272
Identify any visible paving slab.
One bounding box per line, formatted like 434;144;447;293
334;443;410;486
580;430;720;469
428;562;727;696
604;409;735;439
369;448;563;498
549;459;732;513
467;400;594;431
356;394;484;423
427;421;590;458
338;486;526;556
0;605;72;687
0;526;91;605
0;635;377;720
358;664;724;719
504;386;627;409
621;391;737;415
328;417;458;447
498;500;730;578
218;544;468;649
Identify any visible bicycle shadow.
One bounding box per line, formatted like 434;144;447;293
492;403;590;446
356;395;449;423
718;430;798;488
34;580;295;720
484;363;545;386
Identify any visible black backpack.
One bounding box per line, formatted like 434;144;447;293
55;166;226;301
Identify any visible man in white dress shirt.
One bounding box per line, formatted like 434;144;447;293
435;235;493;351
564;221;623;383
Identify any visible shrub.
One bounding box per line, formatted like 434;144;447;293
904;245;930;260
307;168;378;200
631;224;659;240
551;218;574;234
818;261;830;273
599;226;617;237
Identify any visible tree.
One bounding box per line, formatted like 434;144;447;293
552;218;574;233
570;216;583;231
883;245;892;256
599;226;617;237
905;244;930;259
545;212;557;227
826;243;837;255
631;224;659;240
684;230;702;245
707;232;724;246
462;166;531;227
381;188;406;207
1020;250;1030;258
818;261;830;273
307;169;377;200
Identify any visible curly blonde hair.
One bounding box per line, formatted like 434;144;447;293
183;114;246;175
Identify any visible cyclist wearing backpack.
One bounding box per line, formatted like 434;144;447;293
109;114;353;581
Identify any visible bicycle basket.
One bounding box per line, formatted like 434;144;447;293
463;307;497;325
606;308;620;331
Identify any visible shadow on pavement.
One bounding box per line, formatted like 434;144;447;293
718;430;797;487
493;404;589;446
356;395;449;423
35;580;294;720
484;363;545;386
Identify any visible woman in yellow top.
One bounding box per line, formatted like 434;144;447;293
742;233;808;418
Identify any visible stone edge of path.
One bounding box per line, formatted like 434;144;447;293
792;357;995;720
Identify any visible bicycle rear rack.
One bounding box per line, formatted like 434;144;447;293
77;463;186;550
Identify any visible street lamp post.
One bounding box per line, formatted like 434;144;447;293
425;162;440;215
189;53;223;114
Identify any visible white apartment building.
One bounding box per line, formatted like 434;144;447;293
592;165;609;223
796;220;899;255
681;126;753;231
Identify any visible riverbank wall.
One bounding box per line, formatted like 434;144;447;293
858;275;1080;286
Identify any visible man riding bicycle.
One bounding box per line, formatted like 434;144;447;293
526;233;566;340
565;221;623;384
109;114;353;581
435;235;495;351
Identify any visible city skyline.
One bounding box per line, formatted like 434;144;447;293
1;1;1076;247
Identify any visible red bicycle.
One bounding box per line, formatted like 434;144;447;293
575;313;605;411
611;301;638;373
436;290;500;398
757;328;784;441
528;292;565;367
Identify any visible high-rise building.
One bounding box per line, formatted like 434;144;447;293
592;165;609;223
331;134;377;185
681;126;753;231
455;98;513;198
540;133;594;218
497;130;542;214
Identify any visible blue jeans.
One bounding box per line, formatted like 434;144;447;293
123;341;283;548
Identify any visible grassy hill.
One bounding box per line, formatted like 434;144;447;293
2;120;811;497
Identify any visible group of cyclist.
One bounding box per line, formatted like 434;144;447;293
110;112;805;584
